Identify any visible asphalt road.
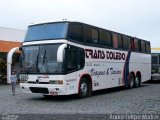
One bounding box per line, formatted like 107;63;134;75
0;81;160;119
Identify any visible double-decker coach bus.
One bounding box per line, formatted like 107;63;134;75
20;21;151;98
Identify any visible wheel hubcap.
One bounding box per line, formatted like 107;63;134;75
130;78;134;87
135;77;139;85
81;82;87;96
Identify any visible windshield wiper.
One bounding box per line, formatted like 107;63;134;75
43;49;47;65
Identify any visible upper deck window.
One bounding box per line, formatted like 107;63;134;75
141;41;146;52
99;30;112;47
117;34;123;48
146;42;151;53
84;26;98;44
67;23;83;42
25;22;68;41
123;35;131;49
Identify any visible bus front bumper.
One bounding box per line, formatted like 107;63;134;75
20;83;66;95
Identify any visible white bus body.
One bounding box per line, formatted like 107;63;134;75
20;21;151;97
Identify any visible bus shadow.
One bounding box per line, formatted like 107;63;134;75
30;84;149;102
92;84;148;96
144;80;160;84
30;94;80;102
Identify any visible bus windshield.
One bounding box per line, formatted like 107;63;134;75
20;44;65;74
25;22;68;41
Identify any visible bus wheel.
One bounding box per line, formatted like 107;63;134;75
128;74;134;89
79;78;89;98
134;76;140;88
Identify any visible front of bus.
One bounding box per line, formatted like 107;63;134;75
20;22;70;96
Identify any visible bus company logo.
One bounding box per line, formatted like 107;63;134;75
85;49;126;60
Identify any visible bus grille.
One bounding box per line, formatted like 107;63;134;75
28;81;49;84
29;87;49;94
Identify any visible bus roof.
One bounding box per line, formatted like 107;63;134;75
28;20;150;43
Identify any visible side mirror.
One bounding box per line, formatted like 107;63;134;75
57;44;67;62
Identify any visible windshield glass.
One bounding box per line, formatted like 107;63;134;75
25;22;68;41
20;44;65;74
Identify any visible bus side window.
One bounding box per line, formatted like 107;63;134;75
134;39;138;51
92;28;99;44
146;42;151;53
138;40;141;52
141;41;145;53
99;29;112;47
66;49;77;71
68;23;83;43
84;26;92;44
78;48;85;69
123;35;131;50
117;34;123;49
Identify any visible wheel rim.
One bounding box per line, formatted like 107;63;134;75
135;77;139;85
130;77;134;87
80;82;87;96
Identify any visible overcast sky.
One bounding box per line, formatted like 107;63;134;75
0;0;159;48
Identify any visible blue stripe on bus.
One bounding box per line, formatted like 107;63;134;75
123;50;131;87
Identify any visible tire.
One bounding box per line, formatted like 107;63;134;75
78;78;89;98
128;74;135;89
134;76;140;88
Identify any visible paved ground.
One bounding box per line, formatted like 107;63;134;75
0;81;160;119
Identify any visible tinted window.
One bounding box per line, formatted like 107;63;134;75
117;34;123;48
84;26;98;44
99;30;112;47
152;55;158;64
84;26;92;44
25;23;67;41
123;35;131;49
67;49;77;71
92;28;99;44
146;42;151;53
78;48;85;69
141;41;145;52
66;46;85;72
135;39;142;52
68;23;83;42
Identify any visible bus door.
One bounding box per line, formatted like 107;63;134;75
65;46;85;93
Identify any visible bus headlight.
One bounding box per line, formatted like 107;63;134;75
49;80;63;84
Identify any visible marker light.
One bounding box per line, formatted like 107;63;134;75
49;80;63;84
